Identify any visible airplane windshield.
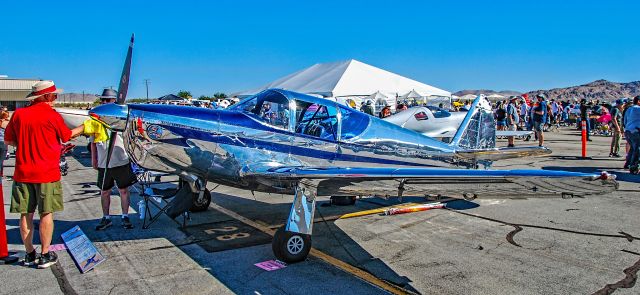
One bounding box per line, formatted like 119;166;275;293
426;106;451;118
339;106;370;140
235;93;290;130
295;102;338;140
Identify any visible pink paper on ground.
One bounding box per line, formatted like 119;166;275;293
49;244;68;252
254;260;287;271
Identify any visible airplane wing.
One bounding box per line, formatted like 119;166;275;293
248;166;617;199
56;108;89;129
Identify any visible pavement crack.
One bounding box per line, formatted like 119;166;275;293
592;257;640;295
51;262;79;295
447;209;639;248
506;225;523;247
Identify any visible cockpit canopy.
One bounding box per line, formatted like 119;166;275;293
232;89;370;141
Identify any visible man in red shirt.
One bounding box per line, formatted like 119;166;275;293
4;81;84;269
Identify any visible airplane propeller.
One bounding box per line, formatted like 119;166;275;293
101;34;134;189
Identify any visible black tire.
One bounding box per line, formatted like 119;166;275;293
330;196;356;206
272;227;311;263
190;189;211;212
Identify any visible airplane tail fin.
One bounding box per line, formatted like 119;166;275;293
450;95;551;161
450;95;496;150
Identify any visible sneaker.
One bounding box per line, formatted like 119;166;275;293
612;153;621;158
121;216;134;229
37;252;58;269
23;250;38;266
95;217;112;231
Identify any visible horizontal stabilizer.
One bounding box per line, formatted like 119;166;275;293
495;130;534;137
455;146;551;161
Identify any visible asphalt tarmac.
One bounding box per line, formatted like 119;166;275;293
1;127;639;295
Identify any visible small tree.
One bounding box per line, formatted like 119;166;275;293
213;92;228;99
198;95;212;101
177;90;192;99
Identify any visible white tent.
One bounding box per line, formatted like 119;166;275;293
233;60;451;106
399;89;423;100
486;93;506;101
458;94;478;101
365;91;394;114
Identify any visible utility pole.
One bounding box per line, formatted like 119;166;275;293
144;79;151;102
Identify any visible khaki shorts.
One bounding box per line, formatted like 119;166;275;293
10;181;63;214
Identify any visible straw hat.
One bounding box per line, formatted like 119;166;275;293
26;80;63;100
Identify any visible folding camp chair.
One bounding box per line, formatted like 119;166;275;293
132;164;192;229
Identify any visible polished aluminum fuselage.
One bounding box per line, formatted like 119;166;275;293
122;102;459;194
88;89;616;199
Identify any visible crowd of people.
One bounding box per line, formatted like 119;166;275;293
356;93;640;172
490;94;640;172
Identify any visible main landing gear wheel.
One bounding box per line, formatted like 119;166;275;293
272;227;311;263
330;196;357;206
190;189;211;212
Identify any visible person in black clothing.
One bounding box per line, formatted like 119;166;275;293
360;100;374;116
579;99;592;141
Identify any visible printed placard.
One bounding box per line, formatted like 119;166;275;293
61;226;105;273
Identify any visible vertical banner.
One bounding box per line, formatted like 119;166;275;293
0;180;8;258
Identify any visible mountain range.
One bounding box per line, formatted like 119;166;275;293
455;80;640;101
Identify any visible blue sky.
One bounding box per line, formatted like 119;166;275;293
1;0;638;98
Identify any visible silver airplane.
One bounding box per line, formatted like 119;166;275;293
384;103;532;139
88;88;618;263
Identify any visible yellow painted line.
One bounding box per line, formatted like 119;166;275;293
208;203;412;294
309;248;410;295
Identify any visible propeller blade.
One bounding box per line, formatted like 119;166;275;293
103;34;134;178
116;33;134;105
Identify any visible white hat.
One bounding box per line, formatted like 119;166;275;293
26;80;63;100
219;99;230;108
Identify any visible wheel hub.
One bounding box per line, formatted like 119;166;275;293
286;235;304;255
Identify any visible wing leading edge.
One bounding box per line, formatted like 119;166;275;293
252;167;617;199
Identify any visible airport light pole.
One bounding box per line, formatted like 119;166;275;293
144;79;151;102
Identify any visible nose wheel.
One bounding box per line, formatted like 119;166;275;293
272;227;311;263
190;189;211;212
